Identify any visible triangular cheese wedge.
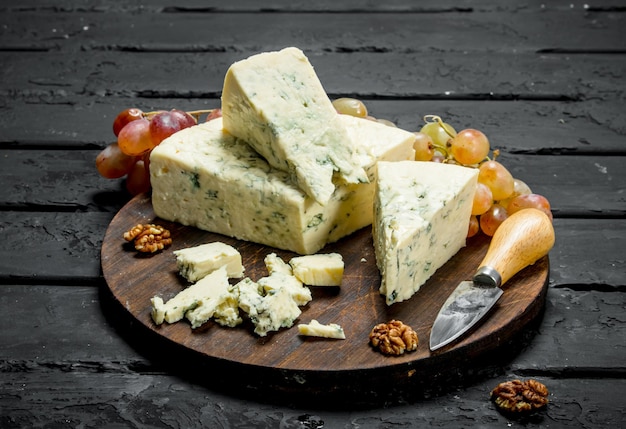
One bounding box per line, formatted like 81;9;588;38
221;47;368;205
373;161;478;305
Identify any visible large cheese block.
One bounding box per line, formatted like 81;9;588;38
373;161;478;305
150;115;415;255
221;47;368;205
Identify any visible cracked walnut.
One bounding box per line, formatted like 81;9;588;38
123;223;172;253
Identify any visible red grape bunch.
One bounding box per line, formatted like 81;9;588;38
96;107;221;195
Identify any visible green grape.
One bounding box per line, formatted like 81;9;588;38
478;160;514;201
420;120;457;151
450;128;490;165
499;178;532;210
412;132;435;161
332;98;368;118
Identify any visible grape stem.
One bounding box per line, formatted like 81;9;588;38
143;109;216;122
422;114;454;157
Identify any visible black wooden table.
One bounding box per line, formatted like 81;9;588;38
1;1;625;427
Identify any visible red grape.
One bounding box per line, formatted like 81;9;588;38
472;182;493;216
507;193;552;221
450;128;490;165
206;108;222;122
480;204;508;236
126;159;151;195
478;160;514;201
95;143;136;179
118;118;154;156
149;110;195;146
170;109;197;128
113;108;143;137
467;215;480;238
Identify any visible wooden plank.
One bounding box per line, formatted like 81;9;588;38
514;288;626;371
2;0;624;13
0;11;623;52
1;149;624;216
0;285;622;373
0;149;128;211
0;286;624;414
0;211;114;282
2;51;625;101
0;205;623;289
1;99;624;154
1;366;623;426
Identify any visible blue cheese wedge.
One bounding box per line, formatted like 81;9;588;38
298;319;345;339
221;47;368;204
374;161;478;305
150;266;236;326
289;253;344;286
174;241;244;282
150;116;415;255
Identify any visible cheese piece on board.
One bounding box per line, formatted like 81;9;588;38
150;116;415;255
298;319;346;339
259;253;312;306
236;277;302;337
150;266;234;325
289;253;344;286
373;161;478;305
173;241;244;282
221;47;368;204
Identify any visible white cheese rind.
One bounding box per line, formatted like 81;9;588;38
374;161;478;305
150;116;415;255
221;47;368;204
298;319;345;339
289;253;344;286
173;242;244;282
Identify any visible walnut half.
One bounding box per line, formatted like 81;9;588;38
369;320;419;356
123;224;172;253
491;379;549;413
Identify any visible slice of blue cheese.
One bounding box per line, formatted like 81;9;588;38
298;319;345;339
289;253;344;286
150;115;415;255
373;161;478;305
173;241;244;283
221;47;368;205
150;266;239;327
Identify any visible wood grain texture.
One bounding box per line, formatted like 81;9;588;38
0;0;624;425
99;194;549;395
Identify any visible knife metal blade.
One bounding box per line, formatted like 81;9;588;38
429;280;502;351
429;208;555;352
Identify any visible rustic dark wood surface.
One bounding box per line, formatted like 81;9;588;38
1;1;625;427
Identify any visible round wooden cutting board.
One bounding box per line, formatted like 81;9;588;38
101;193;550;397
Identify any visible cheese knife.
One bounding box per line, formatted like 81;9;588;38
429;208;555;351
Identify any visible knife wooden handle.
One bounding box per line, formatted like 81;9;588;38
477;208;555;287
